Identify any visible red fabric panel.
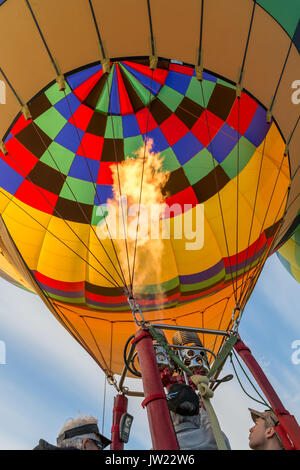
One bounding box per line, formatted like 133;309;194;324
136;108;157;134
35;271;84;291
116;64;134;115
97;161;116;184
5;138;38;176
15;179;58;214
10;115;32;136
169;63;194;76
70;104;94;131
73;70;103;101
191;110;223;146
160;113;189;146
226;92;258;134
77;133;104;160
122;61;168;84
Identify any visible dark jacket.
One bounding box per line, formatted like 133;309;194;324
33;439;79;450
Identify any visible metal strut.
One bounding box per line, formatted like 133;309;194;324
127;295;146;326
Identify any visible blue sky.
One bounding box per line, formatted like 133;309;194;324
0;254;299;450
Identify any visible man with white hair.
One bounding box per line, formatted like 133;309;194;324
33;415;111;450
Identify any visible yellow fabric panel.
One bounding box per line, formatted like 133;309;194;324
1;195;51;271
36;216;89;283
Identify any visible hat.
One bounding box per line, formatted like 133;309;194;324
167;383;200;416
57;421;112;449
249;408;279;428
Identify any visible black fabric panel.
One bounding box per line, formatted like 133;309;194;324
101;139;124;162
28;161;66;194
175;97;204;129
150;98;172;125
86;111;107;136
84;75;107;109
192;166;230;203
119;67;145;112
293;19;300;52
163;167;190;197
264;219;282;240
85;281;122;297
207;84;236;121
55;197;93;224
16;123;52;158
28;93;52;121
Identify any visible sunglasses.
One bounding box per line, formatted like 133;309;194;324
88;439;105;450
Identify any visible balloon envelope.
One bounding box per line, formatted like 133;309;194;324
0;1;298;375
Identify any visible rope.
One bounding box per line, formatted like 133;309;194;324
131;68;155;293
146;0;155;56
199;80;238;303
104;65;133;291
23;0;129;292
88;0;106;59
207;335;238;378
4;144;123;290
191;375;228;450
101;375;107;435
0;186;122;289
62;88;129;290
230;352;270;408
25;0;59;75
238;149;287;303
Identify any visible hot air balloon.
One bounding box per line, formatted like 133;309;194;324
0;0;299;450
276;220;300;283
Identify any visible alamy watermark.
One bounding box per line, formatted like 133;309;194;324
291;80;300;105
0;340;6;365
96;198;204;251
0;80;5;104
291;340;300;365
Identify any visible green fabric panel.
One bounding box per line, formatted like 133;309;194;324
47;293;85;304
91;205;108;226
292;224;300;244
134;276;179;295
34;107;67;140
186;77;215;107
124;135;144;158
60;176;95;204
221;136;256;179
105;115;123;139
86;303;130;312
257;0;299;37
217;78;236;90
294;239;300;267
160;147;181;172
96;65;114;113
45;82;72;105
40;142;75;175
157;85;183;112
119;64;154;106
290;264;300;282
183;148;217;184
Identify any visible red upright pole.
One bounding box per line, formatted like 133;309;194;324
235;339;300;450
110;394;128;450
133;328;179;450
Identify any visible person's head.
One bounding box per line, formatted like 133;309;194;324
167;383;200;418
248;409;283;450
57;415;111;450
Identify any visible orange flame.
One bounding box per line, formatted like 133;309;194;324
109;139;170;298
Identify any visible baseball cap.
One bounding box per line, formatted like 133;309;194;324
248;408;279;428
